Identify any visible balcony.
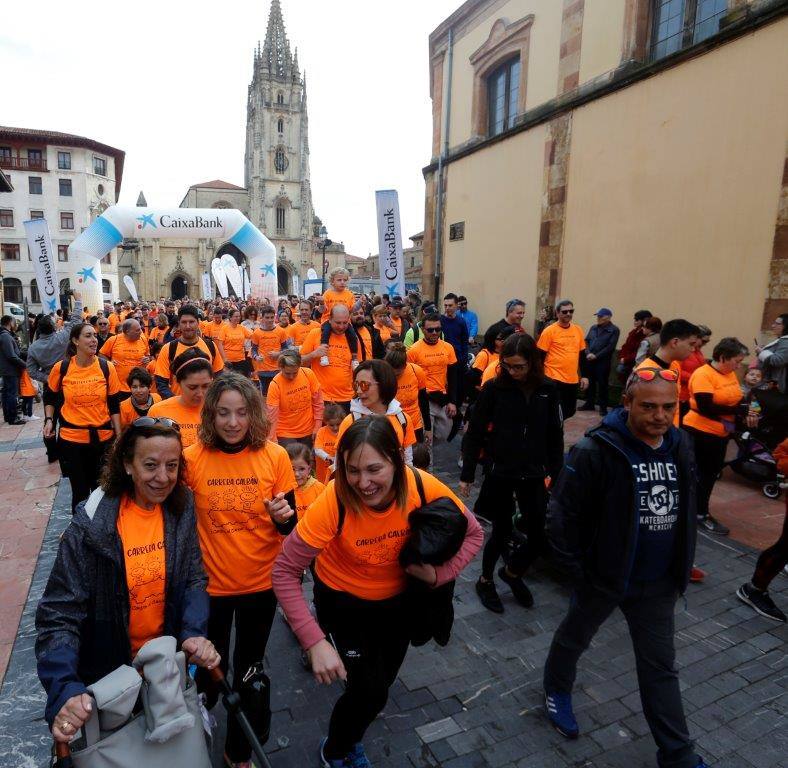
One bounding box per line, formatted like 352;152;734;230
0;156;48;172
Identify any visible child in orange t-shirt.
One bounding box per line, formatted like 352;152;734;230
119;366;162;428
19;369;38;419
313;402;343;483
286;442;326;520
319;268;360;367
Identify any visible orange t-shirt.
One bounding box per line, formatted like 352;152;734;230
48;358;121;443
184;440;296;595
684;364;743;438
389;316;403;337
148;326;170;346
473;349;498;374
120;393;162;428
297;469;466;600
301;327;354;402
116;495;165;656
99;334;150;392
481;361;500;386
19;369;36;397
314;426;339;484
355;325;374;359
287;320;319;348
219;323;253;363
148;397;202;448
146;360;158;395
336;409;416;451
251;326;289;373
375;322;393;344
267;367;322;438
201;319;227;339
537;323;586;384
295;476;326;519
107;313;124;333
321;288;355;323
635;356;682;426
154;338;224;394
406;339;457;395
396;363;427;430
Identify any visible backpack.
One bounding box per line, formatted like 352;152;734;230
168;337;216;365
60;355;110;384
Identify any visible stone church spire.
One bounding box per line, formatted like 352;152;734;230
261;0;293;80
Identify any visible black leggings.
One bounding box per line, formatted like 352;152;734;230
313;577;410;760
199;590;277;763
683;427;728;519
228;359;252;378
752;499;788;591
320;322;359;356
479;476;548;580
58;437;113;513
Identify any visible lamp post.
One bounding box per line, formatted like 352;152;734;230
319;225;332;292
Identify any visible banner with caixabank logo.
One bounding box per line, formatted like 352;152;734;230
375;190;406;299
23;218;60;314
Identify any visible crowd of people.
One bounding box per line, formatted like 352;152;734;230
0;266;784;768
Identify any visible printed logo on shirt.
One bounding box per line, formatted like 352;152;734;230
128;551;165;609
632;459;679;532
206;477;264;533
353;527;410;565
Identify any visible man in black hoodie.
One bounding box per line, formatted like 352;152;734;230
543;370;707;768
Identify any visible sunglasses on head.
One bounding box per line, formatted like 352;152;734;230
353;379;377;392
627;368;679;385
132;417;181;431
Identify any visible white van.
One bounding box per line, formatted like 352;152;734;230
3;302;25;325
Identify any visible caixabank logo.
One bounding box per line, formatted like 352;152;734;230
136;213;225;231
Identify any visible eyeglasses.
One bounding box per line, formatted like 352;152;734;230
501;361;529;373
132;417;181;431
353;379;378;392
559;309;575;315
626;368;679;386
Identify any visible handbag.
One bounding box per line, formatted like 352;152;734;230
66;637;211;768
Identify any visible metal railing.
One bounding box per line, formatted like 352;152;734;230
0;156;48;171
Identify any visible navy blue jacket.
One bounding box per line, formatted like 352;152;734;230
584;322;620;361
440;315;469;370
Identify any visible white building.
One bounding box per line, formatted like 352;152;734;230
0;126;125;315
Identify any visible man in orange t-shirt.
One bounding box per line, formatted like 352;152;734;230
537;300;588;419
266;362;323;443
99;319;150;399
301;306;355;410
287;301;320;349
251;306;289;397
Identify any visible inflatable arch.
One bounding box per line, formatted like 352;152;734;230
67;206;277;311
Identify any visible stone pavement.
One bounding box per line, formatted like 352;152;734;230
0;408;786;767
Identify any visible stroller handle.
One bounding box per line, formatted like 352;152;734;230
54;740;73;767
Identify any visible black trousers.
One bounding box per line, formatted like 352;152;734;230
683;427;728;519
313;577;410;760
552;380;579;420
320;323;360;356
753;499;788;591
544;579;698;768
1;374;19;423
200;590;277;763
43;383;59;462
583;359;612;410
228;359;252;378
479;476;548;580
58;437;113;513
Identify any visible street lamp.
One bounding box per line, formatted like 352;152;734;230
319;225;332;292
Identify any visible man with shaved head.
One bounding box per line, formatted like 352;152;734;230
99;317;150;401
542;369;706;768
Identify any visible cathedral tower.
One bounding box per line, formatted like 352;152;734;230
245;0;314;293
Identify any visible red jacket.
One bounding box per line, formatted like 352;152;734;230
619;328;644;366
679;349;706;402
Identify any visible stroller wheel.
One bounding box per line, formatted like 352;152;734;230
762;482;781;500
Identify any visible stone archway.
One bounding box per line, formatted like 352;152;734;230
164;270;191;300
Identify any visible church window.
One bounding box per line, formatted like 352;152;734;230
276;206;286;232
274;148;288;173
277;118;284;134
276;92;284;105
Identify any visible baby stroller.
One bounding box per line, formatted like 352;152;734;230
726;388;788;499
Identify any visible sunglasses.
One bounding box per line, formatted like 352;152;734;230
559;309;575;315
132;417;181;431
353;379;378;392
627;368;679;385
423;326;441;334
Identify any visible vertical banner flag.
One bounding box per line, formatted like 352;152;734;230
201;272;212;300
123;275;139;302
292;274;299;296
23;218;60;314
211;257;229;298
243;268;251;299
375;190;405;298
220;254;244;297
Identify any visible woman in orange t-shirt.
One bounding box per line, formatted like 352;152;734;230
183;373;296;766
217;308;253;378
44;323;123;513
36;419;218;744
683;337;758;534
272;417;483;768
385;343;432;443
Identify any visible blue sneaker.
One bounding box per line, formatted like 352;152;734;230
544;690;579;739
319;737;346;768
346;743;372;768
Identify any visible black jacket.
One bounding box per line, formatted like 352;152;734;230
546;415;697;597
0;326;26;376
461;377;564;482
35;488;208;725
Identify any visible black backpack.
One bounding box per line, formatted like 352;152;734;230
167;336;216;365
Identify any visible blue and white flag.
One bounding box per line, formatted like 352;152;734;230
375;190;405;298
23;218;60;314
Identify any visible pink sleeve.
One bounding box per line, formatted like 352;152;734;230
433;509;484;587
271;530;326;650
311;387;324;426
266;404;280;440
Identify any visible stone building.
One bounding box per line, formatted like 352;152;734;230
423;0;788;344
345;232;425;295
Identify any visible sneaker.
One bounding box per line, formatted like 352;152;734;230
26;414;41;420
320;355;330;367
544;690;579;739
698;515;729;535
346;743;372;768
690;566;706;583
319;738;347;768
475;578;504;613
498;566;534;608
736;583;786;622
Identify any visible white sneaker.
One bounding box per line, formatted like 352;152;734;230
27;414;41;420
320;355;330;367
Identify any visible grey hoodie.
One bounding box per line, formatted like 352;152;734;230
26;298;83;384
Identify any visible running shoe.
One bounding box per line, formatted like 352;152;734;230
544;690;579;739
475;578;504;613
690;566;706;583
319;738;347;768
346;743;372;768
498;567;534;607
698;515;729;535
736;583;786;622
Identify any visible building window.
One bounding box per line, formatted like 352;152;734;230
0;209;13;227
650;0;728;60
29;176;42;194
277;118;284;133
0;147;10;162
60;212;74;230
58;244;68;262
93;156;106;176
274;148;288;173
30;281;40;304
101;279;111;294
276;206;286;231
276;92;284;104
28;149;43;167
58;151;71;170
487;58;521;136
1;244;20;261
30;210;44;219
59;178;72;196
3;277;22;303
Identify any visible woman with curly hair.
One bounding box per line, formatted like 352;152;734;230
183;373;296;768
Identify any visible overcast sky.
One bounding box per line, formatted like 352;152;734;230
2;0;461;259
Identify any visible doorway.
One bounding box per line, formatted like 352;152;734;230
171;275;188;299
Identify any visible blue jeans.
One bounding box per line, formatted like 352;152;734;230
1;374;19;423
